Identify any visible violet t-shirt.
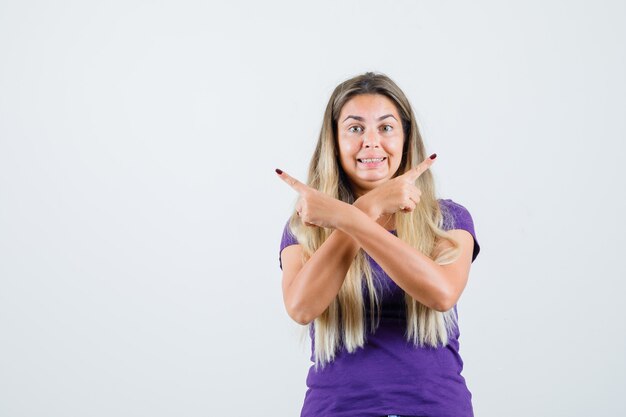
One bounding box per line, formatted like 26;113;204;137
279;199;480;417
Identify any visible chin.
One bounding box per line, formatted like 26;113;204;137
354;178;388;191
358;172;390;182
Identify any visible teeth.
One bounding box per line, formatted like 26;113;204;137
360;158;385;163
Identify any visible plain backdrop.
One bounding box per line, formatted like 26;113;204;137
1;1;625;416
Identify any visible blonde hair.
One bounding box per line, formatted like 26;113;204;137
290;72;464;369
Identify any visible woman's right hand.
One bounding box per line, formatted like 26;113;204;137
354;155;436;219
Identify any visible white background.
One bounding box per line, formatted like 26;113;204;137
1;1;625;416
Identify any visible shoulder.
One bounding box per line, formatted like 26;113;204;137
280;219;298;246
438;198;475;231
279;218;300;270
437;198;481;262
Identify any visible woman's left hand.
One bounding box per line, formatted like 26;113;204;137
353;155;436;220
275;169;348;229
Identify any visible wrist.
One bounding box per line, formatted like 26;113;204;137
353;197;380;220
336;204;370;233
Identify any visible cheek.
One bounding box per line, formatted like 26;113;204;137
338;139;358;159
385;137;404;154
388;143;401;153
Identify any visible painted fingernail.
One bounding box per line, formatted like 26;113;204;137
429;153;437;160
275;168;283;175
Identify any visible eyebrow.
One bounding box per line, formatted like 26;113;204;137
342;114;398;123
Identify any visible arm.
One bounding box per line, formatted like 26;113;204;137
336;205;475;312
275;155;472;322
281;229;360;325
281;199;381;325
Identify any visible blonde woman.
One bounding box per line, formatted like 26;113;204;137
276;72;481;417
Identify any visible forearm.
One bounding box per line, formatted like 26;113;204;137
336;206;449;311
285;228;361;324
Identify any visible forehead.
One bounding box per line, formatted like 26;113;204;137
339;94;400;120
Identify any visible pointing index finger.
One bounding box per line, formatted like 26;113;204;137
403;153;437;182
275;168;306;192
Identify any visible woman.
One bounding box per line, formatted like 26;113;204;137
276;72;480;417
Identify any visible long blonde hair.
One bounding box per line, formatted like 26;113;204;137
290;72;464;369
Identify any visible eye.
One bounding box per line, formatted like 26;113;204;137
381;124;393;132
348;125;363;133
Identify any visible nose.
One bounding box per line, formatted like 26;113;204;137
362;131;380;148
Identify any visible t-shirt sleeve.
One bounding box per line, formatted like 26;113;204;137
440;199;481;263
279;220;299;270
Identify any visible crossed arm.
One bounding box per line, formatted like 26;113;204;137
279;186;475;326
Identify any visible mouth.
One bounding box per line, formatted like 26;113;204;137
357;156;387;169
357;157;387;163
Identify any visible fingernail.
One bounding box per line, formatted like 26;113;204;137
429;153;437;160
275;168;283;175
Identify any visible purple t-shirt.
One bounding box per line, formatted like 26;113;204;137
279;199;480;417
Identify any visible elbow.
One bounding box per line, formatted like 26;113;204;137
290;314;313;326
432;290;458;313
432;301;454;313
285;300;315;326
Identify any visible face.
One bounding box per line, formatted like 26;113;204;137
336;94;405;197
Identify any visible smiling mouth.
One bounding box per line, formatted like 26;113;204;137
357;157;387;163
